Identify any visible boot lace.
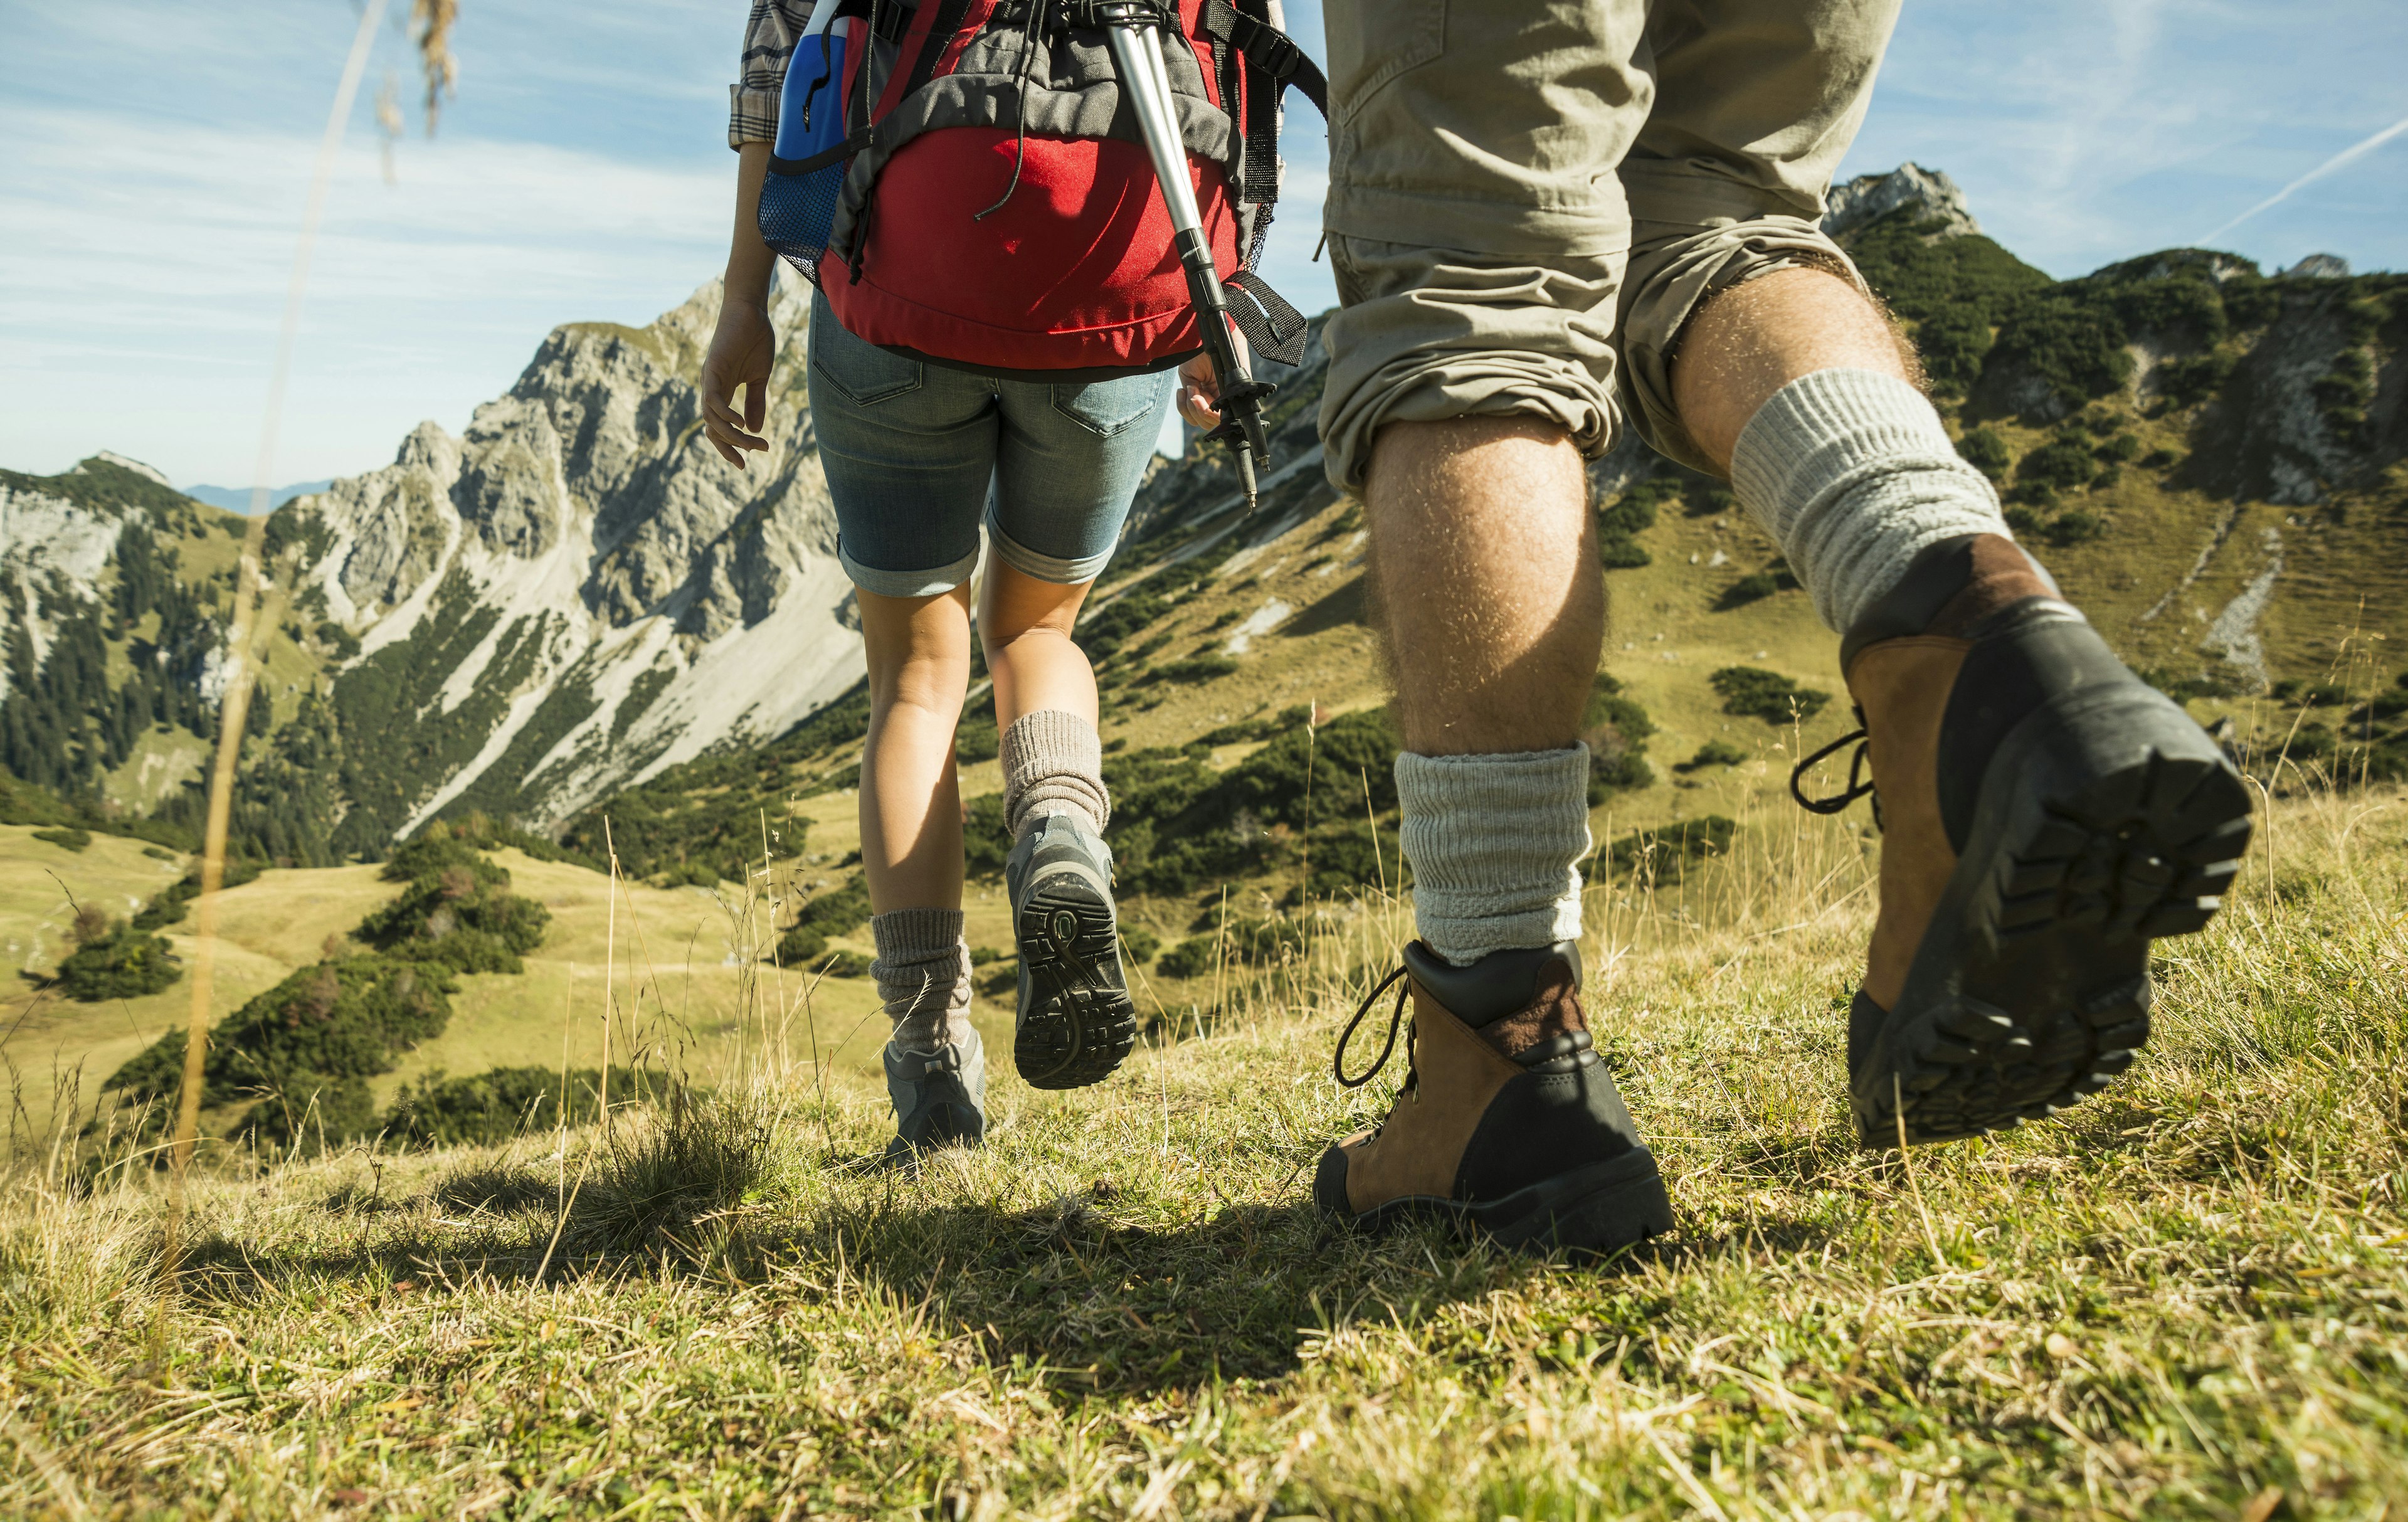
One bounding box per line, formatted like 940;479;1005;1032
1333;964;1410;1089
1788;726;1872;815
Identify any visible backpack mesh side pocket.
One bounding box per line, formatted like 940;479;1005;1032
760;163;847;279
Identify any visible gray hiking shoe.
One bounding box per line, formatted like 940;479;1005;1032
1004;811;1138;1089
882;1025;986;1164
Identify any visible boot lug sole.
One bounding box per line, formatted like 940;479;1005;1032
1323;1146;1675;1259
1856;682;2251;1147
1013;872;1138;1091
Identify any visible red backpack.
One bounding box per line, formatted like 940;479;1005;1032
759;0;1326;380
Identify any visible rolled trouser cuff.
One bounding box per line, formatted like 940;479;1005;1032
1317;235;1625;495
1395;746;1593;966
1617;216;1872;475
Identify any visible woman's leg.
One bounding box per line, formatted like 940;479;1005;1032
978;559;1097;731
858;582;974;914
858;581;987;1155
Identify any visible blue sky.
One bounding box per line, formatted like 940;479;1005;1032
2;0;2402;489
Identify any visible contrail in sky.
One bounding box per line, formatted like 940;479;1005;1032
2198;115;2408;245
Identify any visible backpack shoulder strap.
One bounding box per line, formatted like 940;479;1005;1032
1220;5;1325;117
895;0;980;102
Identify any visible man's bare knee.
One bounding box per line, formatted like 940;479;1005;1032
1360;411;1598;754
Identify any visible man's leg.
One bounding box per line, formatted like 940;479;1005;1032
1649;220;2252;1149
1672;266;2012;634
1361;418;1601;968
1309;0;1674;1257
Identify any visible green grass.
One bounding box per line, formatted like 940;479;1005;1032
6;785;2405;1518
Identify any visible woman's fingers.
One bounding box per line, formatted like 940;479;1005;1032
701;386;768;466
700;307;778;467
1176;352;1221;429
1176;385;1221;430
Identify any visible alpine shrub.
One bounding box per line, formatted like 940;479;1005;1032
1955;427;2012;480
1603;815;1738;882
105;956;457;1144
1711;667;1832;726
1676;741;1748;773
383;1064;642;1148
2017;433;2099;492
1583;675;1656;801
53;921;181;1001
355;849;551;975
771;874;874;965
1715;573;1781;610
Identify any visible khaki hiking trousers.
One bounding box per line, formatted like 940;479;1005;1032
1316;0;1901;489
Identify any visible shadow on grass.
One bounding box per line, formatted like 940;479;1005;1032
173;1154;1767;1397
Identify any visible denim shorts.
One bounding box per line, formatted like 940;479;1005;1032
807;293;1176;598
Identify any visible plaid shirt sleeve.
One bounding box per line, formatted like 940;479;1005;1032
730;0;817;149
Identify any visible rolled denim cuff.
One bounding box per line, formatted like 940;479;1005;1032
838;536;981;600
984;507;1117;587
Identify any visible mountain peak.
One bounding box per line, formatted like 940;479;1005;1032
1824;163;1981;240
2281;253;2350;280
80;452;172;487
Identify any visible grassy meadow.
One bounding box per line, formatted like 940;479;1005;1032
4;772;2404;1518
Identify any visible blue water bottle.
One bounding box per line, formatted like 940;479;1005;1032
758;4;854;272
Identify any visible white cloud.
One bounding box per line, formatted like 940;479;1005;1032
0;102;727;482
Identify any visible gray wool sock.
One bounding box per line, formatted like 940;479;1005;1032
870;908;973;1051
1393;746;1592;966
998;710;1109;839
1728;368;2015;633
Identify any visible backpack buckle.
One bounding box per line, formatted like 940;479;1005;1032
1233;18;1303;83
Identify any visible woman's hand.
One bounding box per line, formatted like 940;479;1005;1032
1176;350;1220;430
1175;324;1247;431
702;295;778;468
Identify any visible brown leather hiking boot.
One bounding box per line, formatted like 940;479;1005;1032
1797;535;2254;1146
1313;941;1674;1255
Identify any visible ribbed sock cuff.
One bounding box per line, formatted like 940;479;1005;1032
999;709;1109;838
870;907;971;1050
1394;746;1591;966
1729;368;2012;633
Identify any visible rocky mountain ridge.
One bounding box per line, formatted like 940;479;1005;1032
3;270;866;859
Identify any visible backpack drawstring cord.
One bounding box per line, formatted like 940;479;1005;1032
973;0;1051;220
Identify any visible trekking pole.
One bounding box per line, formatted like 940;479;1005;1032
1089;1;1276;510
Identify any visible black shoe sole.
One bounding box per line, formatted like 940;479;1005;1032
1013;874;1138;1091
1855;681;2252;1146
1314;1144;1675;1259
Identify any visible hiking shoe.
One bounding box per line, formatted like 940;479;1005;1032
1797;535;2254;1146
882;1025;986;1165
1004;811;1138;1089
1313;941;1675;1257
